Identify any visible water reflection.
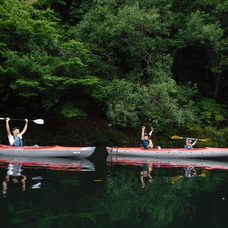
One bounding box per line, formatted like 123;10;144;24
107;154;228;170
107;154;228;190
0;156;95;172
105;156;228;227
2;163;26;197
0;156;95;197
1;157;95;198
2;163;45;197
184;166;197;177
0;151;228;227
140;163;153;188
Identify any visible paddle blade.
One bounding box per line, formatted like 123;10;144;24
200;138;210;142
32;119;44;124
171;136;182;140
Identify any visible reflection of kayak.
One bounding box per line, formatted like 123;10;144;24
107;155;228;170
107;147;228;158
0;144;96;158
0;156;95;171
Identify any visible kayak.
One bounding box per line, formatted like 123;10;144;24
107;155;228;170
106;147;228;158
0;156;95;171
0;144;96;158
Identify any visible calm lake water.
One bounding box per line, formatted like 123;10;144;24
1;147;228;228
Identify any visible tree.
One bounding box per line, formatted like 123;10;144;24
104;78;197;129
172;2;228;102
74;0;174;82
0;0;100;117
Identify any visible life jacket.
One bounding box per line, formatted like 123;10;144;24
184;145;193;149
7;163;22;176
140;139;150;149
12;136;23;146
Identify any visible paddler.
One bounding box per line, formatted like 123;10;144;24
184;137;198;149
5;117;28;146
140;126;154;149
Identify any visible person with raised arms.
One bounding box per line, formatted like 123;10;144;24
5;117;28;146
140;126;154;149
184;137;198;149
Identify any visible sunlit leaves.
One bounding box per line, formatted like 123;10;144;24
0;0;60;50
0;0;101;117
60;102;87;118
177;11;223;45
197;98;227;125
0;0;227;125
104;78;197;128
75;0;173;80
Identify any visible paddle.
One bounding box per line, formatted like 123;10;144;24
171;135;210;142
0;118;44;125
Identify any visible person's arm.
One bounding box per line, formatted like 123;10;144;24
21;175;26;191
192;139;198;146
148;163;153;172
2;175;9;196
5;118;11;136
185;137;188;145
20;119;28;135
148;139;154;148
140;175;145;188
141;126;145;139
192;168;197;176
148;164;153;182
148;127;154;137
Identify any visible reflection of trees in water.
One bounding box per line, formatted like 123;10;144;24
0;173;99;227
96;170;228;228
0;169;228;227
98;170;180;227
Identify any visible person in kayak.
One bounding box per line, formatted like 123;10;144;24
140;126;154;149
5;117;28;146
184;137;198;149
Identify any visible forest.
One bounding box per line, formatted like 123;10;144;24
0;0;227;147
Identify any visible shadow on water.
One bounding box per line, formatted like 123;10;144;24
88;146;108;169
89;146;108;162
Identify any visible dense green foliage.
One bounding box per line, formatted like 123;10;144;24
104;78;197;128
0;0;227;145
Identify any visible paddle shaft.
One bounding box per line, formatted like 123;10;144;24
0;118;44;124
171;135;210;142
181;137;198;140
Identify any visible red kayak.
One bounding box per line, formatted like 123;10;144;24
0;144;96;158
107;147;228;158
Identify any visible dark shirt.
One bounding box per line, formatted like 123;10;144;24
140;139;150;149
